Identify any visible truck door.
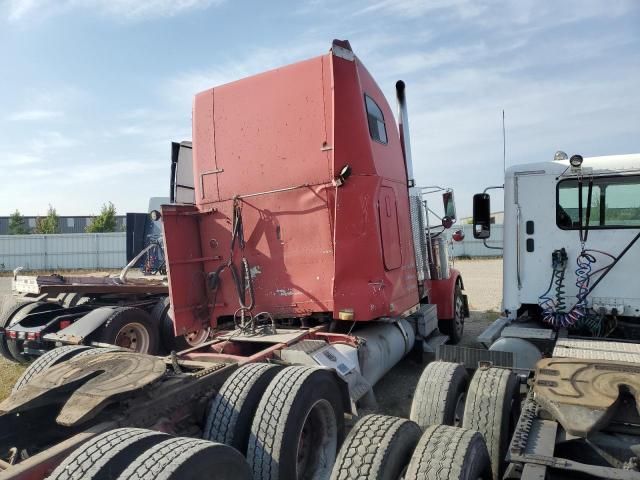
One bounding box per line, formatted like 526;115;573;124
378;186;402;270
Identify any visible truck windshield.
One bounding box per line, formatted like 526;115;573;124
557;175;640;229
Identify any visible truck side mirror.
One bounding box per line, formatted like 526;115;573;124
472;193;491;239
442;191;457;223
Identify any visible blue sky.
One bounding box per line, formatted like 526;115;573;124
1;0;638;218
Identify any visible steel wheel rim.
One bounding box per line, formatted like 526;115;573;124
115;322;150;353
295;398;337;480
184;328;210;347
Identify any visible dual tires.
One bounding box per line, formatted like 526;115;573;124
204;364;346;480
53;363;346;480
331;414;491;480
335;361;518;480
0;300;161;363
0;295;209;364
47;428;251;480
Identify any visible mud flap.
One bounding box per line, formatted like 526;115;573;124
42;307;118;345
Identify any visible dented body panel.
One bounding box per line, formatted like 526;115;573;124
163;48;419;334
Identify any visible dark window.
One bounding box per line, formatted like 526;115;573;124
365;95;388;144
557;175;640;229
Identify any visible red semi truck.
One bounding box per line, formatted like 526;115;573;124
0;40;494;480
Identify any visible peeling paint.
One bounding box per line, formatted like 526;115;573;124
275;288;295;297
250;265;262;279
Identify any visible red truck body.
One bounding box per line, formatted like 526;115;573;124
162;43;423;335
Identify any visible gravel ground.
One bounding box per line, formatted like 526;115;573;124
0;277;11;296
0;259;503;408
372;258;503;418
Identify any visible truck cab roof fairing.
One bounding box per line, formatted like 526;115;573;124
162;41;419;334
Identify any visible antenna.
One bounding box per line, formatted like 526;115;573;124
502;109;506;173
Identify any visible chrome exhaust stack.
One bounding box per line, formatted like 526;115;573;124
396;80;415;187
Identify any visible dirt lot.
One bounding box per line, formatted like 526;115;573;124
0;259;503;404
371;258;503;418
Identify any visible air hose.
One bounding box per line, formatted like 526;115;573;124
207;198;256;329
538;174;640;331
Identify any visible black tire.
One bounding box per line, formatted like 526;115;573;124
47;428;168;480
405;424;492;479
61;292;90;308
204;363;282;453
0;298;33;362
331;414;421;480
247;366;345;480
7;301;62;364
462;367;520;480
12;345;92;392
410;361;468;428
153;297;208;352
153;297;187;352
94;307;160;354
75;346;125;357
117;436;252;480
439;284;465;344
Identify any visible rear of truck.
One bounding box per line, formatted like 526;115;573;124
0;40;471;480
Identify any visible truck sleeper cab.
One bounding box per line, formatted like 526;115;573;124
162;39;466;342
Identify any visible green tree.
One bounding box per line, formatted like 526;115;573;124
34;205;59;234
86;202;117;233
8;210;29;234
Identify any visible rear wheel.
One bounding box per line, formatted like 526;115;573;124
439;284;465;344
0;298;33;362
204;363;282;453
405;424;492;479
7;301;62;363
154;297;210;352
12;345;92;392
47;428;168;480
118;436;252;480
94;307;159;354
247;366;345;480
462;367;520;480
330;414;420;480
410;361;468;428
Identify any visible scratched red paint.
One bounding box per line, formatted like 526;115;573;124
162;41;423;335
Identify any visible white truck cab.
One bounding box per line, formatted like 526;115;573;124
470;153;640;369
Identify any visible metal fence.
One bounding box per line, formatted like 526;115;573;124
0;233;126;271
451;224;503;258
0;225;501;272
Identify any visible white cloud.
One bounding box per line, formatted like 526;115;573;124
7;109;63;121
29;131;79;152
162;40;327;114
4;0;224;22
0;153;42;166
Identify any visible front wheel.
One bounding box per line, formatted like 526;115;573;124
439;284;465;344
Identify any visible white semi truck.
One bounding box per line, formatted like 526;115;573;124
467;152;640;370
